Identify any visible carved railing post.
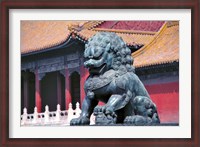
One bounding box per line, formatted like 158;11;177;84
21;108;28;125
33;107;38;124
56;104;61;122
75;102;81;117
21;101;83;126
44;105;50;124
67;103;73;123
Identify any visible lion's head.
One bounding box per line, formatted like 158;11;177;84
84;32;135;74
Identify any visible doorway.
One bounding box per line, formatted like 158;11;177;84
70;72;80;109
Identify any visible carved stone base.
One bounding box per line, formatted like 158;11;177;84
123;115;153;125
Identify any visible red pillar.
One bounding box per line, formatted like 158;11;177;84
65;68;72;109
35;70;42;112
57;72;61;106
80;65;89;107
23;73;29;109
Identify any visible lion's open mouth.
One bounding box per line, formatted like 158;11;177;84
89;63;106;74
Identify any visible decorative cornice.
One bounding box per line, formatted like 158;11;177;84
134;59;179;68
135;61;179;75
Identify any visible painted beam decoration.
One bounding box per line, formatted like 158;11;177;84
70;32;160;125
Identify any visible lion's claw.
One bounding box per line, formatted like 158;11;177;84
94;105;116;117
70;117;90;126
93;105;106;115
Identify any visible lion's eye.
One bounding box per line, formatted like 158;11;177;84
93;52;103;60
93;55;101;60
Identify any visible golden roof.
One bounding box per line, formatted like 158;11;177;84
21;20;100;54
21;21;158;54
132;22;179;67
21;21;179;67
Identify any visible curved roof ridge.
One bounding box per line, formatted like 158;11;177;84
132;22;179;68
86;21;105;29
76;29;154;47
135;59;179;68
21;30;71;54
21;33;72;54
92;28;156;35
132;21;167;57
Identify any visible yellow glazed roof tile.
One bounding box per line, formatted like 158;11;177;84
132;23;179;67
21;21;159;54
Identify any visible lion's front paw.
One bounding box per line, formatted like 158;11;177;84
93;106;117;125
94;105;116;118
93;105;106;114
70;117;90;126
123;115;152;126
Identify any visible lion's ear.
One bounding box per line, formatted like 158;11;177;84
105;43;111;52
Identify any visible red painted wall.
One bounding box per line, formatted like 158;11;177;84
145;82;179;123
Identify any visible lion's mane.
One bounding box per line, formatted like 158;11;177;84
85;32;135;72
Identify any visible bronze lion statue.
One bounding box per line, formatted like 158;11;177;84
70;32;160;125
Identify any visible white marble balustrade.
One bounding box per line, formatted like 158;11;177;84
21;102;95;126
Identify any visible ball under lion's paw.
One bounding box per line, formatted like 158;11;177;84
70;116;90;126
94;105;116;117
123;115;153;126
95;112;117;125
